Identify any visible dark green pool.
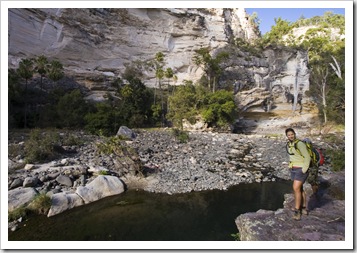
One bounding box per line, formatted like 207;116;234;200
9;180;291;241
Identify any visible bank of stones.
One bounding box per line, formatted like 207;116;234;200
7;129;332;218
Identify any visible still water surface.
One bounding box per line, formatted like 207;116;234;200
9;180;291;241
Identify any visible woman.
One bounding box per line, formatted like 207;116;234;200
285;128;311;221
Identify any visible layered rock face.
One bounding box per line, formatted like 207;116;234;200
8;8;310;107
8;8;258;86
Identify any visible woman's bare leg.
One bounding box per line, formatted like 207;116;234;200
293;180;303;210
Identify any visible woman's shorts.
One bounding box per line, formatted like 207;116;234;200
290;167;308;182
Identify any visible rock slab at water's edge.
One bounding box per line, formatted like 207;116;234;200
235;171;345;241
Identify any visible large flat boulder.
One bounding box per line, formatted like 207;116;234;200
47;192;84;217
8;187;38;212
76;175;125;204
235;171;345;241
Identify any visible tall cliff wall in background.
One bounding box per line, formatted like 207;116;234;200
8;8;309;107
8;8;258;85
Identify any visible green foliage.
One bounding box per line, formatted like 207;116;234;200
96;134;139;159
8;206;29;221
171;128;190;143
8;193;51;221
56;89;90;128
23;129;82;163
262;18;293;45
259;11;345;125
86;74;157;135
201;90;237;128
17;58;34;84
24;128;61;163
96;136;141;176
27;193;52;215
321;134;344;172
193;47;229;92
47;60;64;84
34;55;49;89
167;82;201;129
326;149;345;172
261;12;344;47
85;102;119;136
233;38;261;56
230;232;241;241
167;83;237;129
151;103;162;123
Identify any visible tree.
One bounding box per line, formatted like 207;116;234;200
17;58;34;128
165;67;174;112
201;90;237;128
17;58;34;91
193;47;229;92
167;81;199;129
57;89;89;128
307;41;344;124
34;55;48;90
149;52;167;126
249;12;261;35
310;64;329;123
47;60;64;86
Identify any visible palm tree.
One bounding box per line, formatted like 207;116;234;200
17;58;34;128
48;60;64;86
35;55;48;90
165;67;174;113
18;58;34;92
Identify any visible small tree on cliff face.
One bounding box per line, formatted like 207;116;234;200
193;47;229;92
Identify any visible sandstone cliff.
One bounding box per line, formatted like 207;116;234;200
8;8;310;108
8;8;257;86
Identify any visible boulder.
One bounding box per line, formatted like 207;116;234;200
9;178;23;189
56;175;73;187
116;126;136;139
47;192;84;217
235;172;345;241
76;175;125;204
23;176;39;187
8;187;38;212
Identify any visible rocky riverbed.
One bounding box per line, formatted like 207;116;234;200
7;125;346;241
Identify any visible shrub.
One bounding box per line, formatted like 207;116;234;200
201;90;237;128
171;128;190;143
27;193;52;215
230;232;241;241
24;128;61;163
326;149;345;172
8;206;29;221
8;193;52;221
56;89;89;128
96;135;143;176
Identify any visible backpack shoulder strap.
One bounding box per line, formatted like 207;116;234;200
293;139;303;156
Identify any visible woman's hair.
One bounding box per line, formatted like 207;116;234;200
285;128;296;136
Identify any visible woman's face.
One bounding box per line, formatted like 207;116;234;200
286;131;296;142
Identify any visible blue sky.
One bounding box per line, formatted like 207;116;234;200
245;8;345;35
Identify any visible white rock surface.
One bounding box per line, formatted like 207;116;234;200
76;175;125;204
8;8;258;87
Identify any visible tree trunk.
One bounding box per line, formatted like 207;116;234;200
292;69;299;112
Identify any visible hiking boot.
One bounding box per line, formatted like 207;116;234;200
293;210;301;221
301;207;309;215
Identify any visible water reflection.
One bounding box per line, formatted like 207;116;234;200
9;180;291;241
